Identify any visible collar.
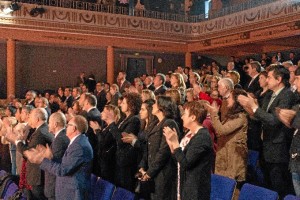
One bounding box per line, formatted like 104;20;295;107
273;86;285;97
251;73;259;80
54;128;64;138
69;134;80;147
87;106;97;113
155;85;162;90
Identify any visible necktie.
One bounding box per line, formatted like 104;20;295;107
266;93;277;111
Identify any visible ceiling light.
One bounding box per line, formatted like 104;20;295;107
29;7;45;17
3;2;20;14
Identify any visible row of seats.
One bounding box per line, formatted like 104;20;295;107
211;174;300;200
1;169;299;200
91;174;135;200
0;170;25;200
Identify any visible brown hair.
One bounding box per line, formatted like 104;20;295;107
183;101;207;124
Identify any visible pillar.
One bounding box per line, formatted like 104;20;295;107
107;46;114;85
7;39;16;98
185;52;192;68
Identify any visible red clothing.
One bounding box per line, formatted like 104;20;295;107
199;92;222;107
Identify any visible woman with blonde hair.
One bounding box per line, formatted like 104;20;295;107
171;73;186;104
90;104;120;182
141;89;155;102
226;71;242;89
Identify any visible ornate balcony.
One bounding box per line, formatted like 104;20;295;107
0;0;299;55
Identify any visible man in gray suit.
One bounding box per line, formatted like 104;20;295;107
44;112;69;200
6;108;53;200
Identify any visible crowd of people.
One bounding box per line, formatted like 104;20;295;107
0;51;300;200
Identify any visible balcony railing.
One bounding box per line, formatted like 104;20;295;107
11;0;298;23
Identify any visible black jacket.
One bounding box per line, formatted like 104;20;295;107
17;123;53;186
174;128;213;200
254;87;296;163
142;118;179;200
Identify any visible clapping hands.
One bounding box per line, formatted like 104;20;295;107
24;144;53;165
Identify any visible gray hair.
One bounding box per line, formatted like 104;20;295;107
218;78;234;90
50;112;66;128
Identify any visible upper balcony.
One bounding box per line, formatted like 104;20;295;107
0;0;300;56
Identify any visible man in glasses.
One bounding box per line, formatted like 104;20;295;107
25;115;93;200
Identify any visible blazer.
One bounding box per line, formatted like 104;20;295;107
95;123;117;182
111;92;121;107
143;118;179;200
119;80;131;94
113;114;141;191
85;107;102;174
40;134;93;200
64;95;74;109
154;85;167;96
254;87;296;163
174;128;213;200
244;75;261;95
95;89;107;112
44;129;70;199
17;123;53;186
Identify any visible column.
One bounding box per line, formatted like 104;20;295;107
107;46;114;85
7;39;16;98
185;52;192;68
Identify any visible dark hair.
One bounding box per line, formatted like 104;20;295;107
156;73;166;85
226;89;247;119
123;92;142;115
259;71;268;78
85;93;97;107
141;99;157;130
156;95;176;119
268;64;290;87
183;101;207;124
7;106;17;117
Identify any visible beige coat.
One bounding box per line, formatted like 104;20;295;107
211;112;248;181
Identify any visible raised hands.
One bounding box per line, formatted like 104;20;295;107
163;126;179;153
89;121;101;134
276;108;296;128
24;144;53;164
121;132;137;144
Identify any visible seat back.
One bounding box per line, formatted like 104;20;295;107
238;183;278;200
90;174;98;199
3;182;18;200
210;174;236;200
111;187;135;200
94;178;115;200
247;150;259;168
284;194;300;200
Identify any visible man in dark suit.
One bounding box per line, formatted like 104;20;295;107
44;112;70;200
6;108;54;200
144;76;155;91
24;90;36;107
244;61;262;151
118;71;131;94
82;93;102;174
64;87;74;109
72;87;81;101
25;115;93;200
110;84;122;106
94;82;107;112
153;73;167;96
238;64;296;198
244;61;262;95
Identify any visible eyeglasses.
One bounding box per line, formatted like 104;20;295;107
67;123;77;129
